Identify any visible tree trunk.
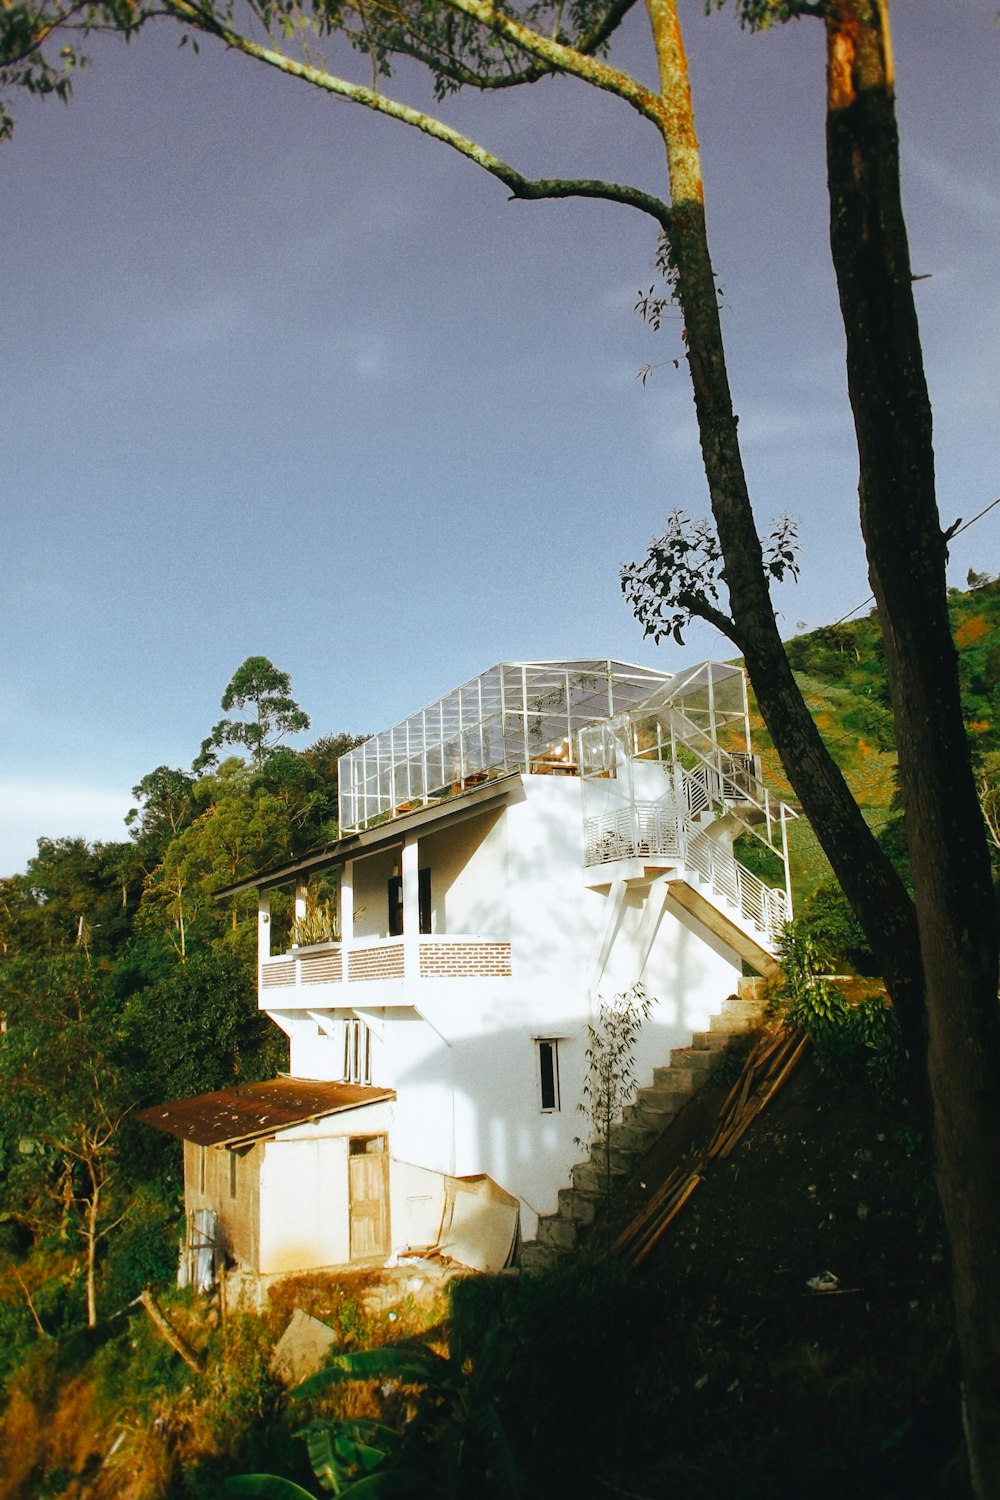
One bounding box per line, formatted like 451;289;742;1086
823;4;1000;1491
643;0;926;1070
85;1167;100;1329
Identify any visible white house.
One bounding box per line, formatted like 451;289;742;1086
142;658;797;1278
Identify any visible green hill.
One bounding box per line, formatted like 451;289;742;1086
746;578;1000;906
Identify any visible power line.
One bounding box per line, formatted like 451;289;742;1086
825;494;1000;629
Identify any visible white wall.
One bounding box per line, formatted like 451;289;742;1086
419;809;508;935
257;1099;394;1274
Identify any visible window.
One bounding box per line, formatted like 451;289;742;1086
388;868;432;936
536;1039;561;1112
228;1149;238;1199
198;1144;206;1195
344;1018;372;1085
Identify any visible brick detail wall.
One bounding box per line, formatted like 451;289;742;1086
419;942;512;978
261;962;296;988
300;950;343;984
348;944;405;982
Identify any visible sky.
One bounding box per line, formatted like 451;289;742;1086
1;0;998;877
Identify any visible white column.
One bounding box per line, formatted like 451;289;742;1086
294;882;308;926
402;835;420;981
257;891;271;966
340;861;354;944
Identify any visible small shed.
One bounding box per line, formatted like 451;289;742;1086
139;1077;396;1276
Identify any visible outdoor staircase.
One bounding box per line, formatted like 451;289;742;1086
519;987;767;1272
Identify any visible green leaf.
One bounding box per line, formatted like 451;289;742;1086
225;1477;320;1499
294;1345;452;1399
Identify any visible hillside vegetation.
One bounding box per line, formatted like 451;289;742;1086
0;589;997;1496
753;578;1000;913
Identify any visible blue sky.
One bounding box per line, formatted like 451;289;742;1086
2;0;998;875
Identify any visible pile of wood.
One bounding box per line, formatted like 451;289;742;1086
613;1022;810;1267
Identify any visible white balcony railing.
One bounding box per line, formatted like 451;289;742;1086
583;792;789;948
260;934;512;996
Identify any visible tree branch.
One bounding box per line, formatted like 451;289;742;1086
163;2;673;225
351;0;642;93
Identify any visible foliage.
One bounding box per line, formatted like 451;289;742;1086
229;1310;521;1499
795;881;876;975
620;509;799;646
125;765;197;855
577;983;655;1236
97;1185;179;1311
195;657;311;772
291;897;339;948
776;925;903;1092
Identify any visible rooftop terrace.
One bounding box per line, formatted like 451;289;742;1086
338;659;671;833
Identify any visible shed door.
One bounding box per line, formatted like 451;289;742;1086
348;1136;389;1260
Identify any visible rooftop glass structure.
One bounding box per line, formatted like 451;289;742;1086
338;660;672;833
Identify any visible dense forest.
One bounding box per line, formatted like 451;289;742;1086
0;584;997;1496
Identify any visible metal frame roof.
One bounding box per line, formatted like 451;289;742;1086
136;1077;396;1148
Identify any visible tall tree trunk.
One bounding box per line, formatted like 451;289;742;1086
823;4;1000;1490
85;1166;100;1329
643;0;926;1067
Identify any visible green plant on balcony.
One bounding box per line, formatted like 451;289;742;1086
290;899;339;948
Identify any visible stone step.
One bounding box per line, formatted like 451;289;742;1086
519;1242;559;1274
589;1142;638;1175
608;1119;659;1153
536;1214;578;1251
651;1062;706;1090
708;1011;760;1034
690;1029;736;1051
557;1187;600;1225
667;1046;717;1071
635;1080;694;1115
718;997;767;1020
571;1160;626;1196
623;1099;678;1133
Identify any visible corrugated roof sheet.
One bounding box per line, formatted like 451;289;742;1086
136;1076;395;1148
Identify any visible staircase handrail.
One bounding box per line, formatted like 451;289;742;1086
660;707;797;858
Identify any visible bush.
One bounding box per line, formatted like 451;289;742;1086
99;1188;179;1313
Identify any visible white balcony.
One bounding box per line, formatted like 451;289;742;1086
259;933;513;1008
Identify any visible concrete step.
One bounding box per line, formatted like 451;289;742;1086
667;1046;717;1072
589;1142;639;1175
571;1160;626;1196
651;1062;706;1090
536;1214;578;1251
557;1187;600;1225
623;1099;678;1133
690;1029;737;1051
608;1119;660;1153
519;1242;559;1274
635;1079;695;1115
718;997;767;1021
708;1011;760;1034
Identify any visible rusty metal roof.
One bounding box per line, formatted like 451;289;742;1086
136;1076;395;1148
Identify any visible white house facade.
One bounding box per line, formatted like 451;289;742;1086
146;658;797;1277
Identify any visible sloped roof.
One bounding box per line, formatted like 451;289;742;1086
136;1076;395;1148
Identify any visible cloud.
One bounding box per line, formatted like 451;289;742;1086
0;782;132;879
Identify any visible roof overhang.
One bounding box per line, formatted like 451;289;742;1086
136;1076;396;1148
213;771;522;900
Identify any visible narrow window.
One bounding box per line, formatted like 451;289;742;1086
343;1018;372;1085
228;1149;237;1199
537;1039;560;1112
198;1144;206;1195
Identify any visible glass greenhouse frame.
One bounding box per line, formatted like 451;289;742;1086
338;659;673;833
